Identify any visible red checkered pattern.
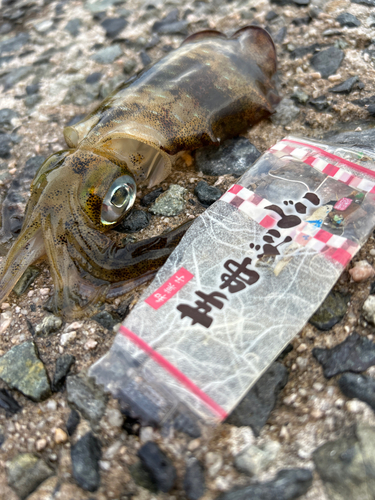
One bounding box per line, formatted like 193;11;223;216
269;139;375;193
221;184;360;267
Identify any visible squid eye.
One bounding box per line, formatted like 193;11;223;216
101;175;136;225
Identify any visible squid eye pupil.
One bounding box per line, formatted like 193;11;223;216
111;185;128;207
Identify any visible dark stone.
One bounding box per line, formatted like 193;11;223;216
140;187;164;206
3;66;33;90
226;362;288;436
0;33;29;55
138;441;176;493
140;50;152;66
194;181;222;207
24;155;45;179
0;341;51;402
310;46;344;78
173;411;201;438
152;9;179;31
309;95;329;111
216;469;313;500
26;84;39;95
0;388;22;415
274;27;287;44
293;0;310;4
145;34;160;49
309;290;347;331
71;432;102;492
313;425;375;500
91;310;120;329
66;408;80;436
129;461;158;493
351;0;375;5
0;108;19;130
6;454;54;500
8;215;22;234
123;59;136;74
0;134;13;158
329;76;358;94
184;459;205;500
292;16;311;26
65;18;81;37
338;373;375;411
0;55;14;68
265;11;278;21
53;354;75;391
290;43;325;60
195;137;261;177
156;20;188;35
336;12;361;27
12;266;40;296
368;104;375;117
66;373;107;426
327;129;375;151
0;22;13;35
101;17;128;38
86;72;103;84
313;333;375;378
117;209;151;233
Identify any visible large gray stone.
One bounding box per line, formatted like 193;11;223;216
6;453;54;500
0;341;51;402
66;373;107;425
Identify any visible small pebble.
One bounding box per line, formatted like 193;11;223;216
54;428;68;444
35;438;47;451
349;261;375;282
84;339;98;350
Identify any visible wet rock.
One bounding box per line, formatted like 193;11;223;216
352;0;375;4
66;408;80;436
117;209;151;233
270;98;300;126
140;187;164;206
12;266;40;296
65;18;81;37
129;461;158;492
152;10;188;35
194;181;222;207
368;104;375;117
310;46;344;78
309;290;347;331
101;17;128;38
52;354;75;391
234;440;281;476
35;314;62;336
0;388;22;414
329;76;358;94
6;453;54;500
226;362;288;435
0;22;13;35
313;424;375;500
149;184;187;216
91;44;122;64
86;72;102;84
184;459;205;500
71;432;101;492
338;373;375;411
138;441;176;493
0;33;29;55
0;133;14;158
3;65;33;90
309;95;329;111
91;310;120;329
216;468;313;500
66;373;107;425
0;108;19;130
24;94;42;108
195;137;261;176
336;12;361;27
0;341;51;402
313;333;375;378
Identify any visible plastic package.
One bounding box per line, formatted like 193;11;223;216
90;136;375;431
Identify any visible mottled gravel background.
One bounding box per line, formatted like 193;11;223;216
1;0;375;498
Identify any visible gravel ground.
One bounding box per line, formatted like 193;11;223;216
1;0;375;498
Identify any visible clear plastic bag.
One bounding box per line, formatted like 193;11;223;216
89;136;375;431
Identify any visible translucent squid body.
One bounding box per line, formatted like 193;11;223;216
0;26;279;319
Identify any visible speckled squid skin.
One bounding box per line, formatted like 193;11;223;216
0;26;279;319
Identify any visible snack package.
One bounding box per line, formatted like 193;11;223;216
90;136;375;431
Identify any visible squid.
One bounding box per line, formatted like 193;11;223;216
0;25;279;319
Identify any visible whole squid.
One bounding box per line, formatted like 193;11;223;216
0;25;279;319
